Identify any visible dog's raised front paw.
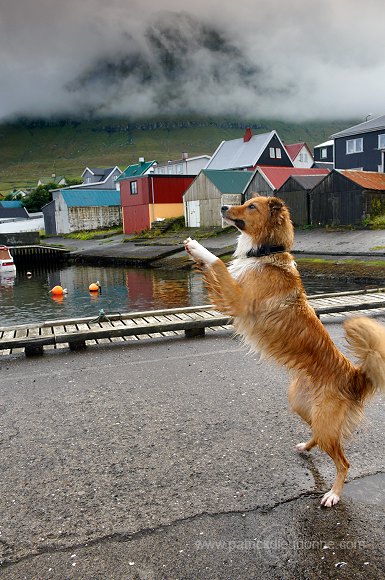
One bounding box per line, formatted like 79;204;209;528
321;489;340;507
184;238;218;265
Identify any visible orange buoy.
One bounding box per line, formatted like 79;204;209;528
50;285;65;296
89;281;100;292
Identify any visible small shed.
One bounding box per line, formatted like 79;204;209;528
310;170;385;226
183;170;260;227
44;189;122;235
277;174;327;226
120;175;194;234
250;166;330;196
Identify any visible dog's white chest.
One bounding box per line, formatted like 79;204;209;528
228;258;262;280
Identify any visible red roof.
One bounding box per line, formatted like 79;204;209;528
339;170;385;190
284;143;307;161
257;166;330;190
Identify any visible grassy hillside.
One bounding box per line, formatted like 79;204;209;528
0;117;355;195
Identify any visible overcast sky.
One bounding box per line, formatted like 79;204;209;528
1;0;384;122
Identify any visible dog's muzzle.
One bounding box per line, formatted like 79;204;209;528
221;206;245;230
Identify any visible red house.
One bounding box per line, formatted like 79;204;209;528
120;175;194;234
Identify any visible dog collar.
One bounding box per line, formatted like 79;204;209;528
246;245;286;258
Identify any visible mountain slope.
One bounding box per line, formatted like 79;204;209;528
0;117;353;195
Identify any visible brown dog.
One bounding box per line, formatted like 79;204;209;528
184;195;385;507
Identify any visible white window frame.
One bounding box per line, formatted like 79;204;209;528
276;148;282;159
269;147;275;158
130;180;138;195
378;134;385;149
346;138;363;154
321;148;328;159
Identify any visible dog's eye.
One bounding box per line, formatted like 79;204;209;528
248;204;256;210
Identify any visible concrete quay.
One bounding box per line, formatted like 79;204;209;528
0;320;384;578
43;227;385;268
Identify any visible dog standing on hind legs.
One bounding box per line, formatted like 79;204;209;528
184;195;385;507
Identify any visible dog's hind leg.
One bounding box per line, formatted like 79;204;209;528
288;376;316;452
296;437;317;453
319;441;350;507
312;403;350;507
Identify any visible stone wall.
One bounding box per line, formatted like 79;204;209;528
0;232;40;246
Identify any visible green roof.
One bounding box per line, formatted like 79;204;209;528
117;161;155;180
203;170;253;193
61;190;120;207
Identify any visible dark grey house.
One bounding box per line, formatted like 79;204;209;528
313;140;334;167
205;128;293;170
332;115;385;172
80;166;122;189
0;201;29;220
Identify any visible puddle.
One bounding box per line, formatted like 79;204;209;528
344;473;385;506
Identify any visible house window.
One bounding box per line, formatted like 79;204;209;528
346;138;363;154
299;152;308;162
276;148;282;159
321;148;328;159
378;134;385;149
269;147;275;158
130;181;138;195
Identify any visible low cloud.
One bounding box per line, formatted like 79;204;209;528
1;0;384;122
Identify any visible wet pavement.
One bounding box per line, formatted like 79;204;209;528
0;320;384;578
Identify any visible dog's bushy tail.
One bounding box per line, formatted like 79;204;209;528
344;316;385;397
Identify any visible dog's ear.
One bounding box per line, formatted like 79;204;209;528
268;198;284;214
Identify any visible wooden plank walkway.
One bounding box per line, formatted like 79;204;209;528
2;288;385;357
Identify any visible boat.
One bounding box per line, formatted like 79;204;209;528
0;245;17;274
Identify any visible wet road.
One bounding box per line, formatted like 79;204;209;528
0;320;384;579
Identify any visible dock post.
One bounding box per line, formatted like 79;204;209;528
69;340;87;351
25;345;44;357
185;327;206;338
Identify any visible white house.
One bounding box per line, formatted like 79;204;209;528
152;154;211;175
284;142;314;168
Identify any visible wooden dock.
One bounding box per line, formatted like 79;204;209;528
9;245;70;268
2;288;385;357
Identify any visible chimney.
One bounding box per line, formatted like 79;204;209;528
139;157;145;165
182;152;188;160
243;127;252;142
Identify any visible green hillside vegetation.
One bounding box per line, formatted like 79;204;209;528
0;116;355;196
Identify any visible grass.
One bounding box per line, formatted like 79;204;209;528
63;227;122;240
296;257;385;267
365;215;385;229
0;116;354;196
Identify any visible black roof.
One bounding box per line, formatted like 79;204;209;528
0;207;29;219
286;174;327;190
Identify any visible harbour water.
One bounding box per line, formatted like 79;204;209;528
0;263;377;328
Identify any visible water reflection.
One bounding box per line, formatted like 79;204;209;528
0;264;206;327
0;272;16;289
0;263;375;328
